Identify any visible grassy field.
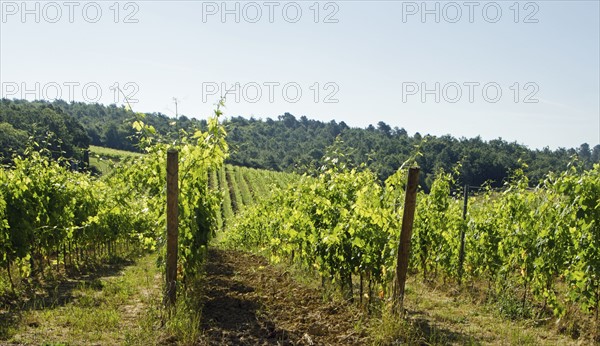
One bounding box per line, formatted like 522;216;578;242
5;254;163;345
89;145;141;159
89;145;143;175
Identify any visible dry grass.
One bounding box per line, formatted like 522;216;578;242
4;254;163;345
400;277;588;345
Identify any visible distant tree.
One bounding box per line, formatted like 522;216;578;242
592;144;600;163
377;121;392;137
394;127;408;137
1;99;586;191
264;154;279;170
0;122;28;161
279;113;297;128
300;116;309;126
0;99;89;161
578;143;591;162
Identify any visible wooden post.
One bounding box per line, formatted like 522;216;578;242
166;149;179;305
83;149;89;167
395;167;420;312
458;184;468;284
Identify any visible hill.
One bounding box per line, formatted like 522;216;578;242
1;98;598;190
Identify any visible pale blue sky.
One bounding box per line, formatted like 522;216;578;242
1;1;598;149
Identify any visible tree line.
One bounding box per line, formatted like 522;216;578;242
1;99;598;190
223;113;599;190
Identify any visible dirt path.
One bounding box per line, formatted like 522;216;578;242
198;248;370;345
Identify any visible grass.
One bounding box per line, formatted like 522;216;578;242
400;277;582;345
89;145;141;159
89;145;142;175
6;254;162;345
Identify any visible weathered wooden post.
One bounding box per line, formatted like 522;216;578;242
458;184;469;284
395;167;420;312
166;149;179;305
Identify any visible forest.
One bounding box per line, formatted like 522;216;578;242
1;98;598;191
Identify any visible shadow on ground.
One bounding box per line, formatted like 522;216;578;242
0;257;134;339
199;249;298;345
406;309;482;345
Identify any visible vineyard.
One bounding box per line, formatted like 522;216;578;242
0;105;599;343
208;164;297;231
223;156;600;339
0;108;228;340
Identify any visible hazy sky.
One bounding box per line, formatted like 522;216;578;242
1;1;599;149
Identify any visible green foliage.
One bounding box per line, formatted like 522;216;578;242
221;114;597;191
0;101;228;297
117;107;229;282
211;163;296;230
3;97;600;323
0;99;89;163
555;164;600;316
5;99;596;191
225;155;600;320
0;149;155;280
0;180;8;263
226;158;396;296
413;169;464;280
217;165;234;228
0;123;28;160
